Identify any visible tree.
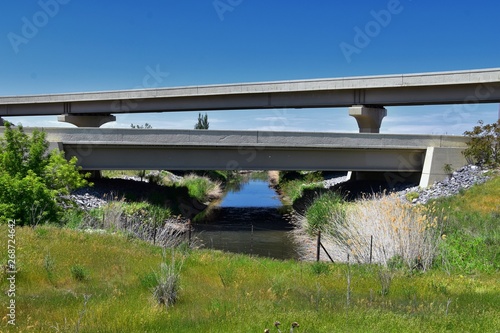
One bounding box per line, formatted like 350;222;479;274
194;113;209;130
463;120;500;168
0;124;89;225
131;123;152;129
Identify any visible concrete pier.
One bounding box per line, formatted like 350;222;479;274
349;105;387;133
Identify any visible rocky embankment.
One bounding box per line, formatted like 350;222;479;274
397;165;492;204
72;165;492;210
322;165;492;204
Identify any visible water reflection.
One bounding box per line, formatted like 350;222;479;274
193;179;298;260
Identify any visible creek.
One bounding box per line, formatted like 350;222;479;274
192;178;299;260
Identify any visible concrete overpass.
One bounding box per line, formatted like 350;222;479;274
1;68;500;132
2;127;468;188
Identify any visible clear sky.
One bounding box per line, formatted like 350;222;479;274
1;0;499;134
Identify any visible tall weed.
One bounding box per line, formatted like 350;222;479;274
319;194;445;270
153;249;184;308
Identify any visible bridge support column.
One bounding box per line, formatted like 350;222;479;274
349;105;387;133
0;117;5;126
58;114;116;127
419;147;467;188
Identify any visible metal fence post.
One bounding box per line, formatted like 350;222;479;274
316;231;321;262
370;235;373;264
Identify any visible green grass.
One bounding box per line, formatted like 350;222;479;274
431;172;500;273
279;179;324;203
178;174;222;203
1;226;498;332
305;191;346;233
0;173;498;332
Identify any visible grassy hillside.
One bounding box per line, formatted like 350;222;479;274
0;174;498;332
432;173;499;273
1;225;499;332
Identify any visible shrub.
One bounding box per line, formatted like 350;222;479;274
463;120;500;167
305;191;346;233
321;194;445;270
70;264;88;281
0;124;89;225
153;250;183;308
405;191;420;202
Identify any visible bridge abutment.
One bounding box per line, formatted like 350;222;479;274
419;147;467;187
349;105;387;133
58;114;116;127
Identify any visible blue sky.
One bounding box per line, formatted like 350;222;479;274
1;0;499;134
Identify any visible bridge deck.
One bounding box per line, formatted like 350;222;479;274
1;68;500;116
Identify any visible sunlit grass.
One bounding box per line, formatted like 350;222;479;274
1;226;498;332
178;173;223;203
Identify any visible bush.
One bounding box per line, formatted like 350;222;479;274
153;250;183;308
405;191;419;202
321;194;445;270
70;264;88;281
0;124;89;225
305;191;345;233
463;120;500;167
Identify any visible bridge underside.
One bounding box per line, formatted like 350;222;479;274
63;144;425;172
0;127;467;187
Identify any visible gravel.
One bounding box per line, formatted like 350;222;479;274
322;165;492;204
398;165;492;204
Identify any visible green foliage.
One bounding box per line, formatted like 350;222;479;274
443;163;454;175
194;112;209;130
463;120;500;167
0;124;88;225
310;261;330;275
277;171;325;203
70;264;88;281
305;191;346;233
178;174;221;203
405;191;419;202
0;170;57;225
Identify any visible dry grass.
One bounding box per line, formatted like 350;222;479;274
309;194;445;270
268;170;280;186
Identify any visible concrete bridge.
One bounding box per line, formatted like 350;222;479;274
1;127;468;188
1;67;500;132
2;68;493;187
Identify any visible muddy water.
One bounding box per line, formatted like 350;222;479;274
193;180;299;260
